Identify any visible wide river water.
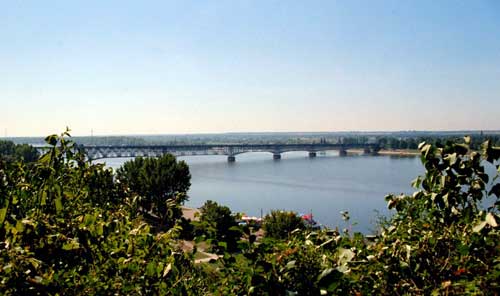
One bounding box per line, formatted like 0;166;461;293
100;151;424;233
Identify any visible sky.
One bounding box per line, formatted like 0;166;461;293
1;0;500;136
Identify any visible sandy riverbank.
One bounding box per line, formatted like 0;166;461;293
181;206;200;221
377;149;420;156
347;148;420;156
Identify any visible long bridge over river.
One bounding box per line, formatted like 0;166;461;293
73;143;380;162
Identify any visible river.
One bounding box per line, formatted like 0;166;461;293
100;151;423;233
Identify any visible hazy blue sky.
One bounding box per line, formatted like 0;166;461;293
1;0;499;136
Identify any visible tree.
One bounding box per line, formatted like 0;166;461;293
263;210;304;239
0;140;15;156
0;140;39;162
0;131;205;295
196;200;241;253
375;137;500;294
116;154;191;227
14;144;40;162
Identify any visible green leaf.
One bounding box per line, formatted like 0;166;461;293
285;260;296;269
0;207;7;224
45;135;58;146
54;183;62;199
421;144;432;157
55;197;63;213
15;220;25;233
146;261;156;277
96;223;104;236
41;191;47;206
162;263;172;277
318;268;343;291
38;152;52;164
217;241;227;250
228;225;241;232
62;239;80;250
473;221;487;233
337;248;355;266
317;268;335;281
411;177;422;189
28;258;41;269
486;213;498;227
445;153;457;166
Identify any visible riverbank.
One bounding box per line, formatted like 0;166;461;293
181;206;200;221
378;149;420;156
347;148;419;156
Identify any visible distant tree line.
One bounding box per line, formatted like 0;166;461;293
376;135;500;150
75;136;148;146
8;132;500;148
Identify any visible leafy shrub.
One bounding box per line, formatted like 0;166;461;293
263;210;304;239
200;137;500;295
195;200;241;253
373;137;500;294
0;131;206;295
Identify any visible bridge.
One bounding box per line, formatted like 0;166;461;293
69;143;380;162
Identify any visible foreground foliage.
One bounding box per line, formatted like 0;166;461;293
0;131;205;295
0;132;499;295
200;137;500;295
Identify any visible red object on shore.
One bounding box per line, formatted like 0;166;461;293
302;214;313;221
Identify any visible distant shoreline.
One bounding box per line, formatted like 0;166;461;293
348;149;420;156
378;149;420;156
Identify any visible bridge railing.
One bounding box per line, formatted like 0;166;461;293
73;143;380;161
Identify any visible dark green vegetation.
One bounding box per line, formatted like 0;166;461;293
1;131;499;295
0;140;39;162
116;155;190;228
376;134;500;151
0;131;203;294
194;200;242;253
263;210;305;239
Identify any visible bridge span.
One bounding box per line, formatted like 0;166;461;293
72;143;380;162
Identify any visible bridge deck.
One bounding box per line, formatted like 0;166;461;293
37;143;380;161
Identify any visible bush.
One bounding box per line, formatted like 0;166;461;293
263;210;304;239
196;200;241;253
0;131;206;294
201;137;500;295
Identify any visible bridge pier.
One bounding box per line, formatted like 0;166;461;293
363;147;371;155
227;155;236;162
308;151;317;158
339;148;347;157
273;153;281;160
